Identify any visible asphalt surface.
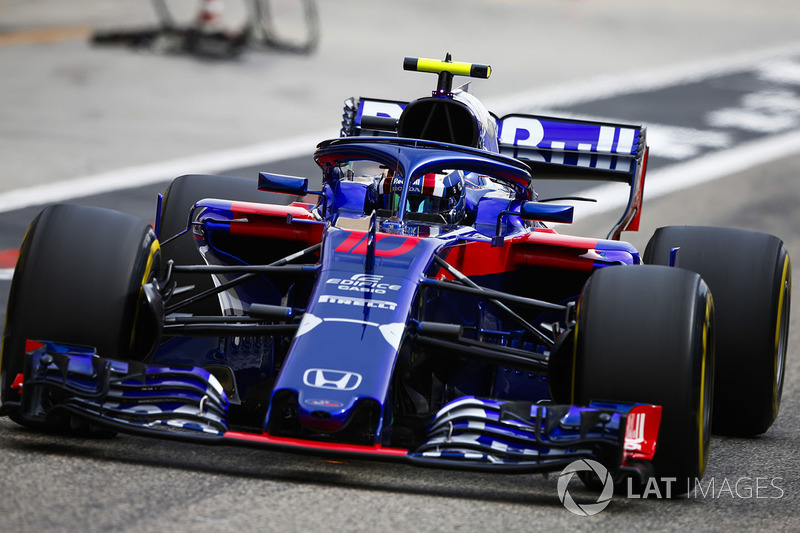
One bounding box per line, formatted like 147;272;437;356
2;1;800;531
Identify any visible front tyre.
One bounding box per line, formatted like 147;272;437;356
645;226;791;436
1;204;160;427
573;265;714;494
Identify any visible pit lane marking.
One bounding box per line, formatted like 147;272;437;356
0;130;332;214
0;25;93;46
0;249;16;268
488;41;800;114
564;128;800;224
707;88;800;133
0;249;16;279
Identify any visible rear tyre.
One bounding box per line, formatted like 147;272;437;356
573;265;714;495
158;174;260;316
1;205;160;428
645;226;790;436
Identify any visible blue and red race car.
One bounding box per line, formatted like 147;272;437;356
0;55;791;496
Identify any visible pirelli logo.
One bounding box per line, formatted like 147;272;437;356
318;294;397;311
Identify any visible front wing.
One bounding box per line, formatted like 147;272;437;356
10;342;661;479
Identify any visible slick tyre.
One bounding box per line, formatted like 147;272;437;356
645;226;791;436
158;174;260;316
0;204;160;427
573;265;714;495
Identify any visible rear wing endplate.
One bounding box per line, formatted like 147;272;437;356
498;114;648;239
341;97;406;138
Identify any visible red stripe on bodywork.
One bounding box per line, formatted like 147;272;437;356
439;230;601;278
11;373;24;394
623;146;648;233
25;340;45;353
228;201;317;220
352;234;420;257
224;431;409;457
512;230;600;272
291;201;316;210
523;229;600;249
226;201;323;243
437;240;514;279
334;232;366;254
335;231;421;258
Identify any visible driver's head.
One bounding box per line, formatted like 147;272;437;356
380;170;466;224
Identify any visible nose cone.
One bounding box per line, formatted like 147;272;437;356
296;394;382;440
297;391;351;432
295;368;362;431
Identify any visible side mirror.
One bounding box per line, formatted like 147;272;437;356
519;201;574;224
258;172;309;196
492;202;574;246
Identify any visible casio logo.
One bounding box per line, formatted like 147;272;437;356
326;273;402;294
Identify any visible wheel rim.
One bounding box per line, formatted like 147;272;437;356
128;234;162;357
698;294;714;476
773;255;791;417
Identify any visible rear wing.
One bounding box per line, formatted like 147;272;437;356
341;98;649;240
497;114;648;239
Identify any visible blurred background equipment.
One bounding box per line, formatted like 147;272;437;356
92;0;319;58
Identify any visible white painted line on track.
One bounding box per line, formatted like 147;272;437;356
0;269;13;281
2;42;800;216
487;41;800;114
0;130;335;214
566;128;800;223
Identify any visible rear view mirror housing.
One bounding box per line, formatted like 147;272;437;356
492;202;574;246
519;201;574;224
258;172;309;196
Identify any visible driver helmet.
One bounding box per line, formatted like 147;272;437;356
379;170;466;224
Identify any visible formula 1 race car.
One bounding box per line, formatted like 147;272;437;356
0;55;791;496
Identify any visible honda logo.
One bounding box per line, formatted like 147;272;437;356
303;368;363;391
